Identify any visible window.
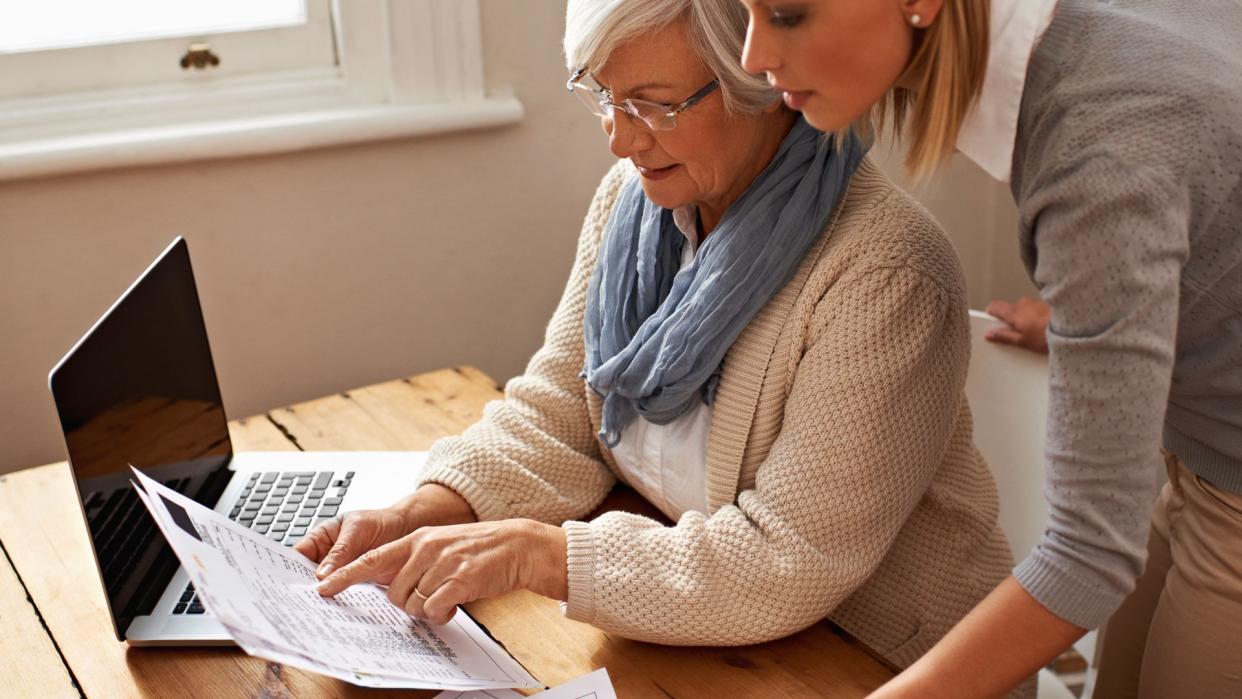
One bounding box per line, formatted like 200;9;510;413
0;1;522;181
0;1;336;98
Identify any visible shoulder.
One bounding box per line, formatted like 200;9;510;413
805;159;966;303
1020;0;1242;183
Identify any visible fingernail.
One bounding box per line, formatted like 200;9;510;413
317;563;333;578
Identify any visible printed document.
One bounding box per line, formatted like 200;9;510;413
131;467;541;691
436;668;617;699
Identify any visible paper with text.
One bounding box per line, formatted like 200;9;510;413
436;668;616;699
131;467;540;691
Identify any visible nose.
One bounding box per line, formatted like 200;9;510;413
604;111;650;160
741;17;778;75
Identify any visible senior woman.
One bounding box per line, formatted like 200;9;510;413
296;0;1022;680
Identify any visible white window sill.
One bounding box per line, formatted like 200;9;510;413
0;97;523;182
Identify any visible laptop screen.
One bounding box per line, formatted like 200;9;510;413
49;238;233;639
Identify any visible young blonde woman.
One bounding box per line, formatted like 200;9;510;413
741;1;1242;697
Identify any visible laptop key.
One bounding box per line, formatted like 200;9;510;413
179;588;195;603
260;473;278;484
271;487;289;498
261;506;279;516
319;505;339;517
290;526;308;537
345;471;355;479
254;522;271;534
313;473;332;490
272;522;290;533
173;603;188;614
322;496;342;506
277;513;294;523
256;515;274;525
268;531;286;542
291;486;308;496
188;601;205;614
294;516;312;527
281;503;299;513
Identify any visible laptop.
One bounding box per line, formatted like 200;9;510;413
49;237;425;645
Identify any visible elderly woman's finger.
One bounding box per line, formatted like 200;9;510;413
316;538;407;596
292;516;341;564
422;579;469;626
316;516;373;579
387;534;440;613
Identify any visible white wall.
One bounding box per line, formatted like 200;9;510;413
0;1;1033;474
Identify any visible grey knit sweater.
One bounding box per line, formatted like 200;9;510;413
1009;0;1242;629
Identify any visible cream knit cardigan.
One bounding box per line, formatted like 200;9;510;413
420;159;1016;670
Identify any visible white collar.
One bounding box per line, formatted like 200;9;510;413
956;0;1060;183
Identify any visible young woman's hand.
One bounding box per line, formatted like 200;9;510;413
293;483;477;580
984;296;1050;354
315;519;569;626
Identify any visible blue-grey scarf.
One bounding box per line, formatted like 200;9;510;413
583;117;866;446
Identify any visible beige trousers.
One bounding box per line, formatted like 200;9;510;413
1094;451;1242;699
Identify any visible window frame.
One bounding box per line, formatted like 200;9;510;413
0;0;523;182
0;0;337;99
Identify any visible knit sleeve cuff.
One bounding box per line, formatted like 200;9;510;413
417;465;512;523
561;520;597;624
1013;549;1127;630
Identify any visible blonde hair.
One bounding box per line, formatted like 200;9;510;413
564;0;780;114
867;0;990;178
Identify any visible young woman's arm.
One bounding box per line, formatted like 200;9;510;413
871;577;1084;698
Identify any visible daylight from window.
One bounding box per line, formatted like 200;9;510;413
0;0;307;53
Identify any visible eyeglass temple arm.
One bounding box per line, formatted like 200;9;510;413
672;80;720;114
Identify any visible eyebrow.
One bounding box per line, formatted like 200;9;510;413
589;72;678;93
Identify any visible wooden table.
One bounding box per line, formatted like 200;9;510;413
0;367;894;698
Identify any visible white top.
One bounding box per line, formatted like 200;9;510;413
608;206;712;520
955;0;1060;183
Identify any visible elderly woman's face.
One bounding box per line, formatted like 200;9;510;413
592;21;788;227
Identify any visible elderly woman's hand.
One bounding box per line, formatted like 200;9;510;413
314;519;568;625
293;483;477;580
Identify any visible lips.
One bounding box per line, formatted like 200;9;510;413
771;81;813;111
635;163;680;180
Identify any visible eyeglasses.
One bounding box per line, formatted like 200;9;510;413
566;67;720;131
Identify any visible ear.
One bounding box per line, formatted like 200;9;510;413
900;0;946;28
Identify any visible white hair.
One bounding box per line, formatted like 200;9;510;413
564;0;780;114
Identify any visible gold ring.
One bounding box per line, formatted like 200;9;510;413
414;587;430;602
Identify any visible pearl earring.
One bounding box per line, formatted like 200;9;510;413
911;14;922;26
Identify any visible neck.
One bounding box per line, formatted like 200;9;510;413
697;109;798;238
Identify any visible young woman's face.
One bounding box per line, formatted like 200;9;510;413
739;0;931;131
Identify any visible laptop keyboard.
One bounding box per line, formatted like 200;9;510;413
85;477;195;602
172;469;353;615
